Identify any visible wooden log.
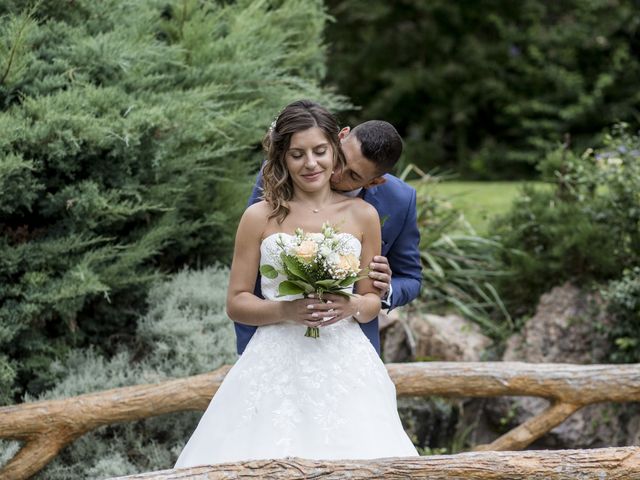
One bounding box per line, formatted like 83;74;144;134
474;401;582;452
0;367;232;480
108;448;640;480
0;367;232;440
385;362;640;403
2;362;639;480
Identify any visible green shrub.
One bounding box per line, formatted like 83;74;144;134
409;169;513;340
325;0;640;179
0;0;346;403
492;125;640;317
1;266;237;478
603;267;640;363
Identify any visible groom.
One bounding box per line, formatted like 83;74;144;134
236;119;422;355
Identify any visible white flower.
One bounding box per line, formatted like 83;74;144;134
309;233;324;243
607;157;623;166
277;235;296;255
319;245;332;257
326;252;340;267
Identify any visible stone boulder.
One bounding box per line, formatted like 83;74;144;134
381;309;492;363
487;282;639;448
503;282;611;364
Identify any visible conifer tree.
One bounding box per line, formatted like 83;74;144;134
0;0;347;404
326;0;640;178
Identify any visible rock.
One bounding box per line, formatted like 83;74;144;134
487;282;638;449
378;310;395;331
457;398;503;447
410;313;492;362
503;282;611;364
381;314;413;363
381;309;492;363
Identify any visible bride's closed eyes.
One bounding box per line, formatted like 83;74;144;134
287;145;329;159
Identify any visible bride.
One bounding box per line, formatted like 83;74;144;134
174;100;419;467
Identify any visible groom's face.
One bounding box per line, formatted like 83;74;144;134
330;130;382;193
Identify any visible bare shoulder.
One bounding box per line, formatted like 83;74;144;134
244;200;271;219
239;201;270;236
348;197;379;223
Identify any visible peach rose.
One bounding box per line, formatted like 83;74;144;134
295;240;318;263
337;253;360;274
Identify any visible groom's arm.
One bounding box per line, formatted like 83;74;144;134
247;164;264;207
234;164;266;355
384;188;422;310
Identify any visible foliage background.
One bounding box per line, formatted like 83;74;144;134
491;126;640;362
325;0;640;179
1;0;639;476
325;0;639;365
0;266;238;478
0;0;347;408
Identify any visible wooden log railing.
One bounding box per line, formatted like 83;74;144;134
1;362;640;480
108;448;640;480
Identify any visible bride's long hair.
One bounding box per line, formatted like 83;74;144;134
262;100;345;223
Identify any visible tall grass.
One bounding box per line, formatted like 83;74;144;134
401;166;515;340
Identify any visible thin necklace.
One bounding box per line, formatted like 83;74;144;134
298;192;335;213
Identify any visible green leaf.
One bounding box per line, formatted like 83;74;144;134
288;279;315;294
339;276;359;287
277;281;305;296
315;278;340;288
259;264;278;279
282;255;312;282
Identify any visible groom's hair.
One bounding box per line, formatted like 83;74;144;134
351;120;403;174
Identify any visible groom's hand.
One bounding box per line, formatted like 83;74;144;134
369;255;392;300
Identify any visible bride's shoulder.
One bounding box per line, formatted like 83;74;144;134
238;201;270;235
244;200;271;218
345;196;378;220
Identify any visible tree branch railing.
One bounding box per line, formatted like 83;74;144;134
1;362;639;480
107;448;640;480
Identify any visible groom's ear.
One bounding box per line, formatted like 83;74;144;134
364;176;386;188
338;127;350;141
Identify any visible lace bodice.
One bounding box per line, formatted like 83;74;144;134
259;232;362;301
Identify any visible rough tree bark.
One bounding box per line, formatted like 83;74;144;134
108;448;640;480
1;362;639;480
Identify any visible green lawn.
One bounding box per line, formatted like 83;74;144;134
413;181;548;234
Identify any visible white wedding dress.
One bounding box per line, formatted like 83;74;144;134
174;233;419;468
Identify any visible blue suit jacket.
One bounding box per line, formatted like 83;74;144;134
235;170;422;356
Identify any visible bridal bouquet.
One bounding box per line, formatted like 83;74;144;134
260;223;365;338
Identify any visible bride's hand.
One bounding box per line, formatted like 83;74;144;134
305;293;360;327
282;297;330;328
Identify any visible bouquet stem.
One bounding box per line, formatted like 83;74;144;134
304;290;323;339
305;326;320;338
